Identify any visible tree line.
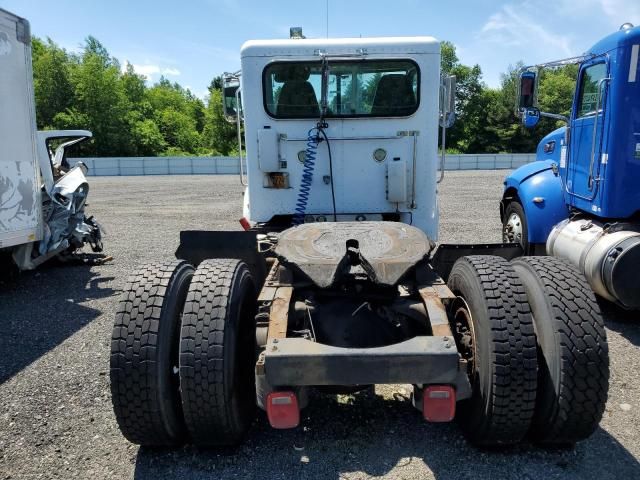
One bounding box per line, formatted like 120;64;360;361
440;41;577;154
31;36;235;157
31;36;578;156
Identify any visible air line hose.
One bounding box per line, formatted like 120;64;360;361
292;128;319;226
291;125;337;226
291;56;336;226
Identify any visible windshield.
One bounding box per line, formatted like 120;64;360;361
263;60;419;119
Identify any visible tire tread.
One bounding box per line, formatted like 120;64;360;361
514;256;609;444
179;258;255;446
110;260;192;446
449;255;538;445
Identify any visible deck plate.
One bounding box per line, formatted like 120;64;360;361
275;221;432;287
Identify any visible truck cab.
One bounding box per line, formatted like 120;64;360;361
223;34;449;240
501;23;640;308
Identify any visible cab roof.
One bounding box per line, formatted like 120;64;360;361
588;25;640;56
241;36;439;58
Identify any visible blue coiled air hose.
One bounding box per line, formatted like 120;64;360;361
292;128;320;225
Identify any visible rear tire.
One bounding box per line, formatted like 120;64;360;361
448;255;537;446
179;259;258;447
511;256;609;445
110;261;194;446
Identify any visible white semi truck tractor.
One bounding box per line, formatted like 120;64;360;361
110;31;609;448
0;8;103;273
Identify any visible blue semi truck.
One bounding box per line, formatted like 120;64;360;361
501;23;640;310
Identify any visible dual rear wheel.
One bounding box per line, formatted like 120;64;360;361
448;255;609;446
110;254;609;448
110;258;257;447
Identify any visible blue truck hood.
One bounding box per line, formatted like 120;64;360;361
505;158;556;186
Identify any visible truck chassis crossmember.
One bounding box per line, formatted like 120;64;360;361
255;258;471;397
262;336;463;387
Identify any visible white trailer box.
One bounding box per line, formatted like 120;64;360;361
0;9;41;250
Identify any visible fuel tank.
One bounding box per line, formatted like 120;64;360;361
547;218;640;309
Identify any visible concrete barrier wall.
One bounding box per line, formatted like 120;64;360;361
73;153;537;176
443;153;537;171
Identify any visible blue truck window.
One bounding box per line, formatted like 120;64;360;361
577;63;607;117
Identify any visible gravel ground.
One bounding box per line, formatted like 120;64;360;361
1;171;639;480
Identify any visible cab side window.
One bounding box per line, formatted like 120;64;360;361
577;63;607;118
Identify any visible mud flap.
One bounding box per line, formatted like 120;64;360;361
430;243;523;281
175;230;268;284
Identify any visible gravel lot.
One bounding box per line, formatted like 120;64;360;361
1;171;639;480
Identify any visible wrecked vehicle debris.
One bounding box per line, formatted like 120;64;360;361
38;132;104;259
0;8;104;273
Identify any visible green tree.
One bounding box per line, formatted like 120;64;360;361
146;78;205;154
439;41;487;153
121;63;146;105
130;118;167;156
156;108;201;153
30;35;213;157
31;38;74;129
202;81;238;155
54;37;132;155
440;41;458;75
538;65;578;128
487;64;578;153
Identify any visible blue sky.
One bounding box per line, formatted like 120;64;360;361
4;0;640;98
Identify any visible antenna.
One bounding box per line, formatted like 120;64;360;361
326;0;329;38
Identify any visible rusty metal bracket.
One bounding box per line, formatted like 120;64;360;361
267;286;293;342
419;286;454;337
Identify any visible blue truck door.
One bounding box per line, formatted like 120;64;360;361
567;61;609;208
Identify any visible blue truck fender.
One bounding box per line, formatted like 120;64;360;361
500;160;569;244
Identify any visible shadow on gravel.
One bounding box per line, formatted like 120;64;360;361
133;388;640;480
0;263;115;383
598;298;640;347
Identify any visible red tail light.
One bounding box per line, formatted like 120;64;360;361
423;385;456;422
239;217;251;231
266;391;300;429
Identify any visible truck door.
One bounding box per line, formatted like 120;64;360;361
567;61;609;209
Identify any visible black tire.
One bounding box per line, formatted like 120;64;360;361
110;260;194;446
448;255;537;446
503;201;530;253
179;259;258;447
511;256;609;445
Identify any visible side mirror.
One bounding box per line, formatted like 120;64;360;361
222;73;241;123
516;70;538;113
522;108;540;128
439;75;456;128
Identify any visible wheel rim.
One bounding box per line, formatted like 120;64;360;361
449;296;476;376
503;212;523;244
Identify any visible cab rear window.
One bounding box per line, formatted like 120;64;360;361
263;60;419;119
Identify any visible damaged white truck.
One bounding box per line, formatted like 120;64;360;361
0;9;102;273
